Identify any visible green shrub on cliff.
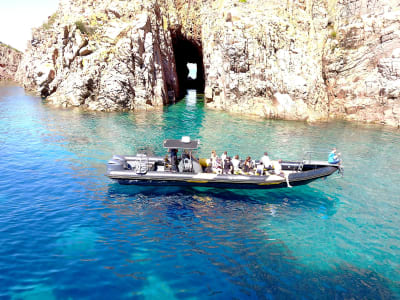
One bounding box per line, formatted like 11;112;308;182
75;21;95;36
0;41;21;53
75;21;88;33
239;0;247;2
42;13;58;30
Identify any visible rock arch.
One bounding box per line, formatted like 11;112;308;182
171;29;205;99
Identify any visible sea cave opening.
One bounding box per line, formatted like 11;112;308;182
171;31;205;99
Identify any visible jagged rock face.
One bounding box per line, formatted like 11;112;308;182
16;0;400;126
324;0;400;127
202;0;331;122
202;0;400;126
0;42;22;81
17;0;179;111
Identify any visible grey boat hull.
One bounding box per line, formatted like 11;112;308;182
106;155;340;190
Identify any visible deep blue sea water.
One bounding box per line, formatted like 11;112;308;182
0;85;399;299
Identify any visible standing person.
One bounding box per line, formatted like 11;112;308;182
328;148;341;164
261;152;272;170
170;148;178;172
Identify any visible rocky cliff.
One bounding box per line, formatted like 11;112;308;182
17;0;180;111
203;0;400;126
324;0;400;127
0;42;22;81
16;0;400;127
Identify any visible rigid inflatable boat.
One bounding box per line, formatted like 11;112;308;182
106;137;342;189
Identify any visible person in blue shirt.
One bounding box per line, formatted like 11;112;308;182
328;148;341;164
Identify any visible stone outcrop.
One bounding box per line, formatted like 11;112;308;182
16;0;400;127
0;42;22;81
202;0;330;122
202;0;400;126
323;0;400;127
17;0;179;110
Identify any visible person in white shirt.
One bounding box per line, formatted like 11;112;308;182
221;151;227;161
273;159;282;175
210;150;222;174
221;151;227;169
256;162;264;175
261;152;272;170
231;155;241;174
273;159;292;188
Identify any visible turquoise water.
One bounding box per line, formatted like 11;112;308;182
0;85;399;299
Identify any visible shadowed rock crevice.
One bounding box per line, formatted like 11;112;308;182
171;29;205;99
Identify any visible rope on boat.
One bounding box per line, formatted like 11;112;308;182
285;173;292;188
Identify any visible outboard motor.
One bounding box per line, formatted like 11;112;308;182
107;155;128;172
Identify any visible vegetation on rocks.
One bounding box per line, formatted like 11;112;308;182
74;20;96;36
0;41;21;53
42;13;58;30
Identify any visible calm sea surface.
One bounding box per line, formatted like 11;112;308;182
0;85;399;299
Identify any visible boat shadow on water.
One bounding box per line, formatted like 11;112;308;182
106;181;340;214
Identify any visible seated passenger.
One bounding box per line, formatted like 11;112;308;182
328;148;341;164
273;159;283;176
223;156;233;174
243;156;254;174
256;162;264;175
232;155;241;174
210;152;222;174
273;159;292;188
261;152;272;170
207;150;216;173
